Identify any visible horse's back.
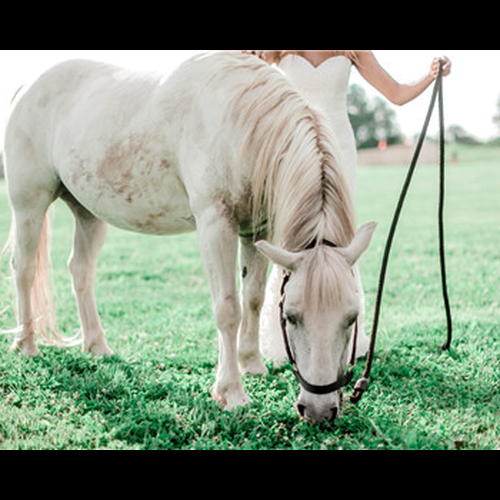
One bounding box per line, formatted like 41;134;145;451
5;59;193;234
7;59;115;134
5;59;132;175
4;60;99;203
3;53;276;236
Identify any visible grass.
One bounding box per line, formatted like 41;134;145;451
0;145;499;450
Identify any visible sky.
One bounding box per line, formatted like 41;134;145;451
358;50;500;141
0;50;499;147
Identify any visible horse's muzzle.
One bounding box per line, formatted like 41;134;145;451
297;402;339;423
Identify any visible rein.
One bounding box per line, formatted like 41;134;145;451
277;60;453;403
350;59;453;404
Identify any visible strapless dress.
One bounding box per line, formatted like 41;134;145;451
279;55;358;191
260;54;370;366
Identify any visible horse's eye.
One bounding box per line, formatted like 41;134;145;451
286;313;300;327
345;312;359;329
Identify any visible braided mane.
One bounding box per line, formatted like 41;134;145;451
219;53;356;251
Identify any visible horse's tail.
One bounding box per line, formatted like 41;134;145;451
31;213;59;344
0;221;15;320
1;212;61;345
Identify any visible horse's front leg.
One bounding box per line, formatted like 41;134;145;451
197;206;251;411
238;237;269;375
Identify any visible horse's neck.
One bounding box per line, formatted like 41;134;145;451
270;148;356;253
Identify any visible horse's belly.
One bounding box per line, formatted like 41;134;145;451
101;190;197;236
61;157;196;236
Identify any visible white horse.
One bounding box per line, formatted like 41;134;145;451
3;52;376;422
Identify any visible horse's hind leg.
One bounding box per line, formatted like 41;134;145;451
9;194;55;357
64;194;112;356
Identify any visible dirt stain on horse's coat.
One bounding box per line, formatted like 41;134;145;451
99;139;136;183
98;134;171;194
97;135;152;201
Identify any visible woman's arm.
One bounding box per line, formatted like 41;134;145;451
355;51;451;106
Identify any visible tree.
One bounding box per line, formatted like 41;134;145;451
348;85;375;148
447;125;481;146
348;84;403;149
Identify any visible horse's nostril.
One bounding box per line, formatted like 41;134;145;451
330;406;339;421
297;404;306;418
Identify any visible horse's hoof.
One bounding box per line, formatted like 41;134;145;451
240;357;269;376
213;385;252;412
84;341;115;358
10;339;41;358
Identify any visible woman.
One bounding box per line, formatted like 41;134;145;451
246;50;451;190
245;50;452;364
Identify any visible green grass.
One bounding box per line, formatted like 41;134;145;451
0;145;499;450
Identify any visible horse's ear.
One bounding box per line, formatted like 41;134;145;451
255;241;304;273
342;222;378;267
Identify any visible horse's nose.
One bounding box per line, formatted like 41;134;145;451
296;403;338;423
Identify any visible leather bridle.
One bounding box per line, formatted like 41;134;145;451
278;240;358;396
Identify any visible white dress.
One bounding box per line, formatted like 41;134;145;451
279;55;358;190
260;55;370;365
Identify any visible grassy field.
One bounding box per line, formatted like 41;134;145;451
0;145;499;450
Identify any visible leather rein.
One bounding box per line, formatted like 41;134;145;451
277;60;452;404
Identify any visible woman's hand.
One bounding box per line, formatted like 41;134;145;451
243;50;265;59
430;56;452;79
242;51;280;64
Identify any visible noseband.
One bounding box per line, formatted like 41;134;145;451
278;240;356;396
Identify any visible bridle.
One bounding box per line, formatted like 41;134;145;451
278;240;358;396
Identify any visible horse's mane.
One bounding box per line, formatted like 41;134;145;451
215;52;356;252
